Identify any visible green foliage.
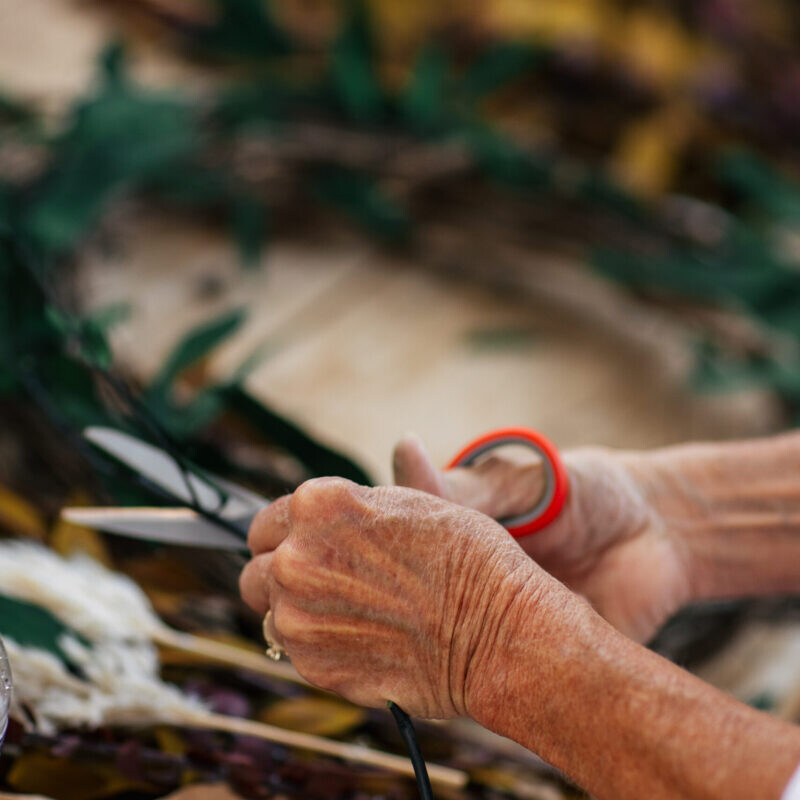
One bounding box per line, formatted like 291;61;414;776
195;0;291;59
4;0;800;475
402;44;449;133
19;43;264;264
0;593;87;664
459;42;542;102
222;385;371;484
0;92;38;133
22;48;199;255
312;165;410;242
329;0;384;123
462;123;550;190
718;149;800;223
148;308;246;402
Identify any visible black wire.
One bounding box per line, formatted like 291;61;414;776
12;240;434;800
388;702;434;800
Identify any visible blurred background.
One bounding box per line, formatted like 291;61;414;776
1;1;800;798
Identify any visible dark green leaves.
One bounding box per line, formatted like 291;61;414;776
460;42;541;102
232;195;267;268
718;149;800;223
462;123;550;190
330;0;384;123
19;44;263;265
0;92;38;133
222;385;371;484
195;0;291;59
0;593;87;664
22;53;199;254
402;44;449;133
312;165;410;242
150;309;246;400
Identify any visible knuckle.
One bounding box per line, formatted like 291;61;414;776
291;477;360;518
294;661;330;691
274;605;312;642
246;506;270;547
271;544;304;588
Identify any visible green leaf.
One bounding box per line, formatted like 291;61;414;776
232;194;266;268
402;44;449;133
718;149;800;223
149;308;246;400
312;165;409;242
460;42;540;101
100;40;128;87
0;91;38;131
21;49;200;254
461;123;550;190
222;385;372;484
84;302;130;332
330;0;383;123
213;80;318;130
196;0;291;59
0;592;87;664
229;337;276;384
150;388;228;440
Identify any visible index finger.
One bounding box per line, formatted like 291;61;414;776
248;494;291;555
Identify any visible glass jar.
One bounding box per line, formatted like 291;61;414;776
0;637;11;749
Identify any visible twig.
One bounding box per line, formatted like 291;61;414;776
183;709;468;789
152;626;309;687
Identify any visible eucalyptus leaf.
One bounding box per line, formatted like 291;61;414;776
312;165;409;242
20;46;200;254
460;43;541;101
0;592;87;664
195;0;291;59
149;308;246;400
222;385;371;484
402;44;449;133
232;194;266;269
329;0;383;123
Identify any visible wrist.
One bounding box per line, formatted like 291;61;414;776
463;562;596;741
637;440;800;602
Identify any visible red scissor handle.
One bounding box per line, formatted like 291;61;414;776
446;427;569;538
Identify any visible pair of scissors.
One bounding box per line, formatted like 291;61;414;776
63;426;568;546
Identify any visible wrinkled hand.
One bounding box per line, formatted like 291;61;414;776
239;477;549;718
393;435;694;643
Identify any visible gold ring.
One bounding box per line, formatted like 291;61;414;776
263;610;285;662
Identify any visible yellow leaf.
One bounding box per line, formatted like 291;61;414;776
609;102;697;197
7;752;151;800
471;765;566;799
615;9;700;90
0;484;46;539
485;0;611;44
259;696;366;737
50;502;112;566
153;725;189;756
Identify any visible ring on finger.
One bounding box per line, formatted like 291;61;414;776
263;610;285;662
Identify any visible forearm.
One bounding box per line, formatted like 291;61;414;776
640;431;800;600
468;578;800;800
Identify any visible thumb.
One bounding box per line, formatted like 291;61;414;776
392;434;449;498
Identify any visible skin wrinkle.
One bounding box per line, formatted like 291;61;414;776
241;432;800;799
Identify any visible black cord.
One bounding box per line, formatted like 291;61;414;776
388;702;434;800
13;243;435;800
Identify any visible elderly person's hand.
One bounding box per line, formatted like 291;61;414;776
238;477;575;718
239;434;800;800
394;434;694;643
